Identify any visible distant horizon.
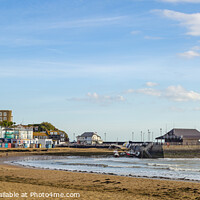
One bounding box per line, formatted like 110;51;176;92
1;0;200;141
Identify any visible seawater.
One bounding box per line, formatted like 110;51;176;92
8;156;200;181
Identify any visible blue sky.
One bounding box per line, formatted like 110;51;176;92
1;0;200;141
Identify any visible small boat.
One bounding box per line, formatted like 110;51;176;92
113;150;119;157
126;149;140;157
126;149;135;157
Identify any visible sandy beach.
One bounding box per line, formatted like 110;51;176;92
1;149;200;200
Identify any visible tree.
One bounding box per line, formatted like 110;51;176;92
0;121;14;128
39;122;57;131
31;122;69;142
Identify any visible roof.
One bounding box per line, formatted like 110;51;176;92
47;130;60;135
156;129;200;140
80;132;97;137
33;132;48;137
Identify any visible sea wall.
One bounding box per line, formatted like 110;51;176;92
163;145;200;158
0;148;114;158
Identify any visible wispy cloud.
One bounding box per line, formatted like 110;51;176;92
178;50;200;58
146;82;158;87
67;92;125;105
5;16;127;32
127;85;200;102
193;107;200;111
0;37;58;46
131;30;141;35
159;0;200;3
136;88;161;96
155;9;200;36
144;36;163;40
165;85;200;101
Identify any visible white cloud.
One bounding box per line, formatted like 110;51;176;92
126;89;135;93
157;9;200;36
191;46;200;50
136;88;161;97
146;82;158;87
160;0;200;2
131;30;141;35
127;85;200;102
6;16;127;32
144;36;163;40
193;107;200;111
165;85;200;101
178;50;200;58
68;92;125;105
87;92;125;103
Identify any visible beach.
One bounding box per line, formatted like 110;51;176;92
1;149;200;199
1;163;200;200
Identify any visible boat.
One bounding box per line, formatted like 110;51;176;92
113;150;119;157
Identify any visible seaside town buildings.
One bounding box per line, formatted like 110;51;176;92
0;110;67;148
0;110;13;122
156;129;200;145
77;132;103;145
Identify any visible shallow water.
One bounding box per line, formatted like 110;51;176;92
7;156;200;181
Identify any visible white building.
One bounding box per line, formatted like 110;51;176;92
18;127;33;139
0;127;4;138
77;132;103;145
38;139;53;148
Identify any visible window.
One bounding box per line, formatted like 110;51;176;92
3;112;7;116
0;112;2;116
0;117;2;121
3;117;7;121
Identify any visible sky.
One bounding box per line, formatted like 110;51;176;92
1;0;200;141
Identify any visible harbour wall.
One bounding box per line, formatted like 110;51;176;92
163;145;200;158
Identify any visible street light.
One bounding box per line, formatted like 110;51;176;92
152;132;154;142
143;132;145;142
73;133;75;142
132;132;134;141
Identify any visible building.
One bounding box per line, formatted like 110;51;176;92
156;128;200;145
33;132;48;139
0;126;33;140
0;110;13;122
38;139;53;148
4;128;18;139
0;126;4;138
59;131;66;143
47;130;61;145
77;132;103;145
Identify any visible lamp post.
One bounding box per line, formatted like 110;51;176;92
73;133;75;142
104;133;106;142
141;131;142;142
160;128;162;144
143;132;145;142
132;132;134;141
152;132;154;142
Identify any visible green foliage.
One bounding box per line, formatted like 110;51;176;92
0;121;15;128
31;122;69;142
39;122;57;132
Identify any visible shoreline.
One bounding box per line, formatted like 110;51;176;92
1;149;200;199
1;162;200;199
3;155;200;184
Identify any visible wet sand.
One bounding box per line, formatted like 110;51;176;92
1;149;200;199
